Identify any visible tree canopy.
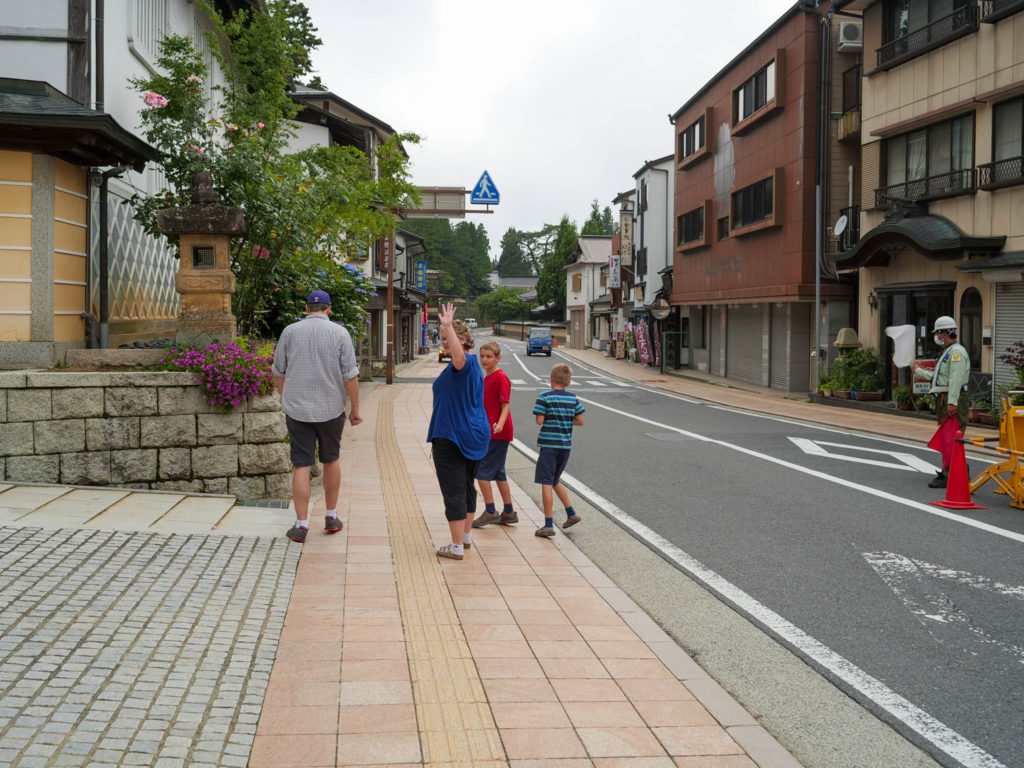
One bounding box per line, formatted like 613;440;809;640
128;2;420;338
400;219;492;298
581;198;614;235
535;216;579;312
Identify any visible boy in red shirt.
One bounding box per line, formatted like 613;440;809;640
471;341;519;526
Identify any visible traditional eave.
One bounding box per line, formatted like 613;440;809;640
0;79;157;169
827;214;1006;269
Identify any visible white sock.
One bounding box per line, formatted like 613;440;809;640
463;531;472;545
296;519;309;529
326;509;338;519
449;543;464;555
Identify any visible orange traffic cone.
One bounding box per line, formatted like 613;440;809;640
931;430;985;510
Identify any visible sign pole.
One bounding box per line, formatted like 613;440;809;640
386;231;394;385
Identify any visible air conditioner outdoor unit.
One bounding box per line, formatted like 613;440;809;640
838;22;863;51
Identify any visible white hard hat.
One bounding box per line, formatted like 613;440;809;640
933;315;957;332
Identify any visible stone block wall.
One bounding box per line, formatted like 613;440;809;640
0;371;291;501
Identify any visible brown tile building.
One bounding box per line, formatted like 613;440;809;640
669;1;855;391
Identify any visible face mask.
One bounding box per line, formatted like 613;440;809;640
934;334;944;345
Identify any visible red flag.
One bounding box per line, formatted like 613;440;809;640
926;416;958;468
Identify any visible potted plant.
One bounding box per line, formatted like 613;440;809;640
852;372;884;400
969;399;990;423
894;383;913;410
819;376;834;397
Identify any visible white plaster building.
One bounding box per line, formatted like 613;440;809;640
566;235;612;350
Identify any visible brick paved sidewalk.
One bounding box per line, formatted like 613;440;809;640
250;380;802;767
0;356;804;767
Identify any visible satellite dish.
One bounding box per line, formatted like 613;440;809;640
833;214;848;237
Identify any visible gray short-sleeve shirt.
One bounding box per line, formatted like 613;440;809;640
272;314;359;423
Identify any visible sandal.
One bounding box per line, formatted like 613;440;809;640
436;544;464;560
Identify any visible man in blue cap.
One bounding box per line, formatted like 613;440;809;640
272;290;362;542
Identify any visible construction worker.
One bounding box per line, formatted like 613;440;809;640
913;316;970;488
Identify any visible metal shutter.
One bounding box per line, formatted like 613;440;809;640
994;282;1024;391
710;306;723;376
862;141;881;212
727;305;763;385
771;304;789;390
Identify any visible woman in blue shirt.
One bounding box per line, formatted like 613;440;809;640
427;302;490;560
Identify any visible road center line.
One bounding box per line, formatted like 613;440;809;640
510;438;1008;768
577;395;1024;545
512;352;542;381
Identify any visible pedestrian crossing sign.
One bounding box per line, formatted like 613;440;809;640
471;170;499;205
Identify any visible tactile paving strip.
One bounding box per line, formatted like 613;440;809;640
375;386;507;767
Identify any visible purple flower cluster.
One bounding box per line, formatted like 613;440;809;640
161;341;275;410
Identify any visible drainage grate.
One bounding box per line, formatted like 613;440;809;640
238;499;291;508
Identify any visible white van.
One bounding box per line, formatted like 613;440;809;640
465;318;478;328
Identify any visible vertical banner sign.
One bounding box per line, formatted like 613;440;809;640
620;215;633;266
376;237;392;271
415;260;427;289
608;253;621;288
635;321;653;364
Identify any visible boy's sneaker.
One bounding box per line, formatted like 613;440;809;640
562;515;582;529
535;526;556;538
324;515;343;533
286;524;307;543
472;511;501;528
499;510;519;525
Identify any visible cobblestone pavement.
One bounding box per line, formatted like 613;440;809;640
0;527;298;768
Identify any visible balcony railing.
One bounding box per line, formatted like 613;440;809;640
877;5;979;70
875;168;976;208
838;205;860;251
978;156;1024;189
982;0;1024;23
842;64;861;113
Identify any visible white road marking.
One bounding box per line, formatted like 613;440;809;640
865;551;1024;664
510;437;1008;768
577;395;1024;546
788;437;938;473
512;353;542;382
510;379;528;385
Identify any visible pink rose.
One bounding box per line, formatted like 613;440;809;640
143;92;169;108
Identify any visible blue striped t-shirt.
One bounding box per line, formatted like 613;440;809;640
533;389;584;450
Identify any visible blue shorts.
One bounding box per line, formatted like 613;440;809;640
534;446;570;486
476;440;510;481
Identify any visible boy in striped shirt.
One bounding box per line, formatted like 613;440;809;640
533;363;585;537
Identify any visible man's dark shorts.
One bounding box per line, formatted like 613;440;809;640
534;446;570;486
476;440;510;482
286;415;344;467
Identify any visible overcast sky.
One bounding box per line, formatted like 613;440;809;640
305;0;799;261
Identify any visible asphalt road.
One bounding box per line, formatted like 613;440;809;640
489;333;1024;768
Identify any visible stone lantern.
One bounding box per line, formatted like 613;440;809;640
157;171;245;347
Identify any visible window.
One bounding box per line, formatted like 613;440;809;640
879;0;976;69
736;61;776;123
679;115;705;160
881;114;974;203
717;216;730;241
131;0;168;66
994;97;1023;162
572;273;582;292
677;207;704;247
732;178;774;228
959;288;982;371
980;97;1024;189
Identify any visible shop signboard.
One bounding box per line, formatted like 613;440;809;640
913;360;934;394
635;322;653;364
